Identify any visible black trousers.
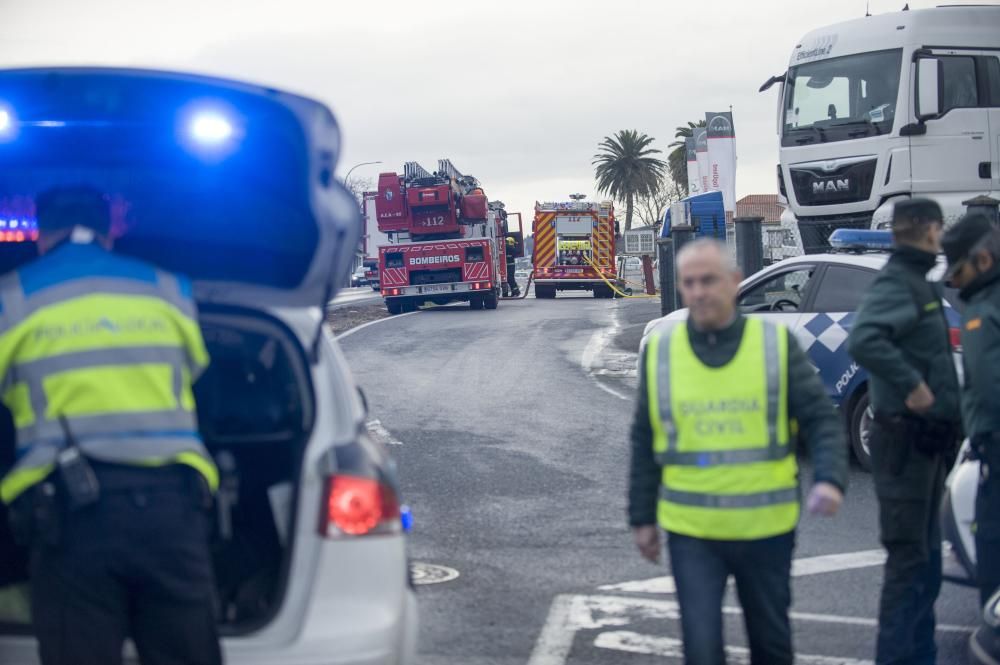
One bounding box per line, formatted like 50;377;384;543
506;261;519;292
667;530;795;665
870;422;946;665
977;445;1000;608
28;464;221;665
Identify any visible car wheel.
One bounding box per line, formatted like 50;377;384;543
850;391;873;472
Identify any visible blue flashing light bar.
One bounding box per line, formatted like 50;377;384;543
828;229;893;252
400;505;413;533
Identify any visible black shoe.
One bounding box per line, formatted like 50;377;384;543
971;625;1000;665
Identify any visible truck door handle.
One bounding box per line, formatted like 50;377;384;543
981;162;992;179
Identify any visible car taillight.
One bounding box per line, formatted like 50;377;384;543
321;474;400;538
949;327;962;352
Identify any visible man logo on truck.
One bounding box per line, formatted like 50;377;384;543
409;255;461;266
813;179;850;194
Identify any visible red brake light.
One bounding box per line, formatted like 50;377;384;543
322;475;400;537
950;327;962;352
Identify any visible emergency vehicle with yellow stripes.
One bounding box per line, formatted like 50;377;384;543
374;160;521;314
531;199;616;298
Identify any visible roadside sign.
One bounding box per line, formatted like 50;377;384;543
622;228;656;256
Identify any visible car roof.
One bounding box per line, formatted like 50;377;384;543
766;252;888;272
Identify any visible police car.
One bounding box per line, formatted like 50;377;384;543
0;69;417;664
641;229;963;471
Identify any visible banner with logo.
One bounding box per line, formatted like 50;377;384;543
684;138;701;196
694;128;710;196
705;111;737;212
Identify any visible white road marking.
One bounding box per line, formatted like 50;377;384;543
409;562;460;585
580;307;630;401
599;549;888;594
594;631;875;665
335;309;420;341
366;419;402;446
528;594;973;665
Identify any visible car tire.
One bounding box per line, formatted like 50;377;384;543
387;300;402;315
484;289;499;310
849;390;874;472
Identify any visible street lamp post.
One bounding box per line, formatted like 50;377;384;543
343;160;383;185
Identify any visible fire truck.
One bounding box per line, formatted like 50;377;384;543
532;198;617;298
374;160;520;314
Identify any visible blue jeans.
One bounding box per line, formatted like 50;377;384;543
667;530;795;665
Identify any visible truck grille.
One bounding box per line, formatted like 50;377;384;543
790;159;877;206
797;212;875;254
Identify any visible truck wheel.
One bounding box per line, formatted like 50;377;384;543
386;300;402;315
849;391;873;472
469;296;485;310
402;299;418;313
484;289;499;310
536;285;555;299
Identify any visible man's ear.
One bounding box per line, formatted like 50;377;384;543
975;248;995;273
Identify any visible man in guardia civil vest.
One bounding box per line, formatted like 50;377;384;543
629;238;848;665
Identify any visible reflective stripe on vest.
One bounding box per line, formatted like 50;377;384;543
0;269;216;504
648;318;799;541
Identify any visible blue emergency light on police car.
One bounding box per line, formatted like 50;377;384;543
828;228;894;252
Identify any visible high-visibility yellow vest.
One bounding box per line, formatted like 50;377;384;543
647;317;799;540
0;242;218;504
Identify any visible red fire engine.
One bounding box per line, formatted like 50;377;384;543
374;160;521;314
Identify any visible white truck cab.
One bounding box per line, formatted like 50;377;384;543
764;5;1000;253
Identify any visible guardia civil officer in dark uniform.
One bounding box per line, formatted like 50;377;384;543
846;198;962;665
941;213;1000;663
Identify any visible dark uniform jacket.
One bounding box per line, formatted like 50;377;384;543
959;266;1000;440
628;315;848;527
846;246;960;423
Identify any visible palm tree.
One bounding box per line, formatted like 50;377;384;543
666;120;706;196
592;130;667;232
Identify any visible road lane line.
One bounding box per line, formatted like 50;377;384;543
366;419;402;446
526;595;583;665
599;549;888;594
580;307;629;401
594;631;875;664
335;310;420;341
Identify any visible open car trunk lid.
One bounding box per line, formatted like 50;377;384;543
0;67;361;309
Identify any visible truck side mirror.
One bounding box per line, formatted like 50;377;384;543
916;57;942;121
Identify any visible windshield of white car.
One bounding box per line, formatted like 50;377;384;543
782;49;902;146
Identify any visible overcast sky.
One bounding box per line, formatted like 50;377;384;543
0;0;983;229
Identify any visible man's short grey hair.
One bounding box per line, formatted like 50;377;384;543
675;237;739;272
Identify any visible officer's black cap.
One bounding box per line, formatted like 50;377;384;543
35;185;111;235
892;198;943;229
943;213;996;277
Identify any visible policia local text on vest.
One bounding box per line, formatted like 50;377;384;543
0;186;222;665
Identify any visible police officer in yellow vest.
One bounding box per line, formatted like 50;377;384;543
629;239;848;665
0;186;221;665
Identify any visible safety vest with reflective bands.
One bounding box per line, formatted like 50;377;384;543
647;317;799;540
0;241;218;504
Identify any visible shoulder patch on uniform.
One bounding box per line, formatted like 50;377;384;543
923;301;940;312
967;318;982;331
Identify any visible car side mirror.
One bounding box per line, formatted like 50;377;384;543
916;57;941;121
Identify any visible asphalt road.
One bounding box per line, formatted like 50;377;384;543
339;294;980;665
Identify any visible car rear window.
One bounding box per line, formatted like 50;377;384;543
811;265;877;312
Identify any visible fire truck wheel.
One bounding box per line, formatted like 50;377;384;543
536;285;555;299
387;300;403;315
469;296;485;310
484;289;499;310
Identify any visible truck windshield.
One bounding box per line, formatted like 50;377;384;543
783;49;902;147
